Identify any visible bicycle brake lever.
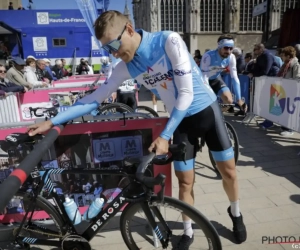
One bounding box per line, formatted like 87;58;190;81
158;182;165;203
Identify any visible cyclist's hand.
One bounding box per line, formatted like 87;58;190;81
27;120;54;136
148;137;169;155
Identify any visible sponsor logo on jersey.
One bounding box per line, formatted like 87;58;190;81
174;69;192;76
143;70;173;85
160;82;167;89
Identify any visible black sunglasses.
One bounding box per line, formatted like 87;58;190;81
223;46;233;51
0;70;7;73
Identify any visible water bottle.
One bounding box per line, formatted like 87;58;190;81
63;195;82;225
83;198;105;221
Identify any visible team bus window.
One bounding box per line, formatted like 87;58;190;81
53;38;66;47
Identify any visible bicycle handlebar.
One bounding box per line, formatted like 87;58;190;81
219;103;235;107
135;142;187;201
0;124;65;212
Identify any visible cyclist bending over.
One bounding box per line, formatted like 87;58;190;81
117;78;137;110
110;58;138;109
200;34;247;115
28;11;247;248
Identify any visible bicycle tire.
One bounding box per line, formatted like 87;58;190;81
135;106;159;117
98;103;134;116
14;192;66;239
120;195;222;250
209;121;239;175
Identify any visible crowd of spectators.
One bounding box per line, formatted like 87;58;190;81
194;43;300;136
0;56;74;98
256;45;300;136
0;54;98;100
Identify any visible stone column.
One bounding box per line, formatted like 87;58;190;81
185;0;191;33
270;0;281;31
150;0;159;32
229;0;239;33
132;1;140;29
190;0;198;33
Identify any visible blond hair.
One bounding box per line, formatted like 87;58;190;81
94;10;131;40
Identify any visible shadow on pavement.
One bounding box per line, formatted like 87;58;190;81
195;161;221;180
226;114;300;204
290;194;300;204
210;220;236;244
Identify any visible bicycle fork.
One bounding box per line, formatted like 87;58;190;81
140;202;172;249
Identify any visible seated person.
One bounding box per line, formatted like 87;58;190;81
242;53;255;74
6;57;33;89
51;59;64;80
24;58;48;87
36;59;53;83
43;58;57;81
0;63;27;93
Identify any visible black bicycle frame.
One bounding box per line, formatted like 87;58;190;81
15;168;141;247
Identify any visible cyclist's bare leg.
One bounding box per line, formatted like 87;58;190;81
215;158;239;202
215;157;247;243
220;90;233;112
220;90;233;104
152;93;157;112
175;169;195;220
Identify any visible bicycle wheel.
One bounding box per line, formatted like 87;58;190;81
10;192;66;244
98;103;134;120
209;121;239;174
120;195;222;250
135;106;159;117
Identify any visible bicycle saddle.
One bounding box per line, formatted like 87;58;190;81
5;133;43;146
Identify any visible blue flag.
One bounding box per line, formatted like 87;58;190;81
75;0;107;55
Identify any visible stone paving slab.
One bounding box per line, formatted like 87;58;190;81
0;95;299;249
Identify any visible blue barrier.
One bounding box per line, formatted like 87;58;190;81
221;74;250;106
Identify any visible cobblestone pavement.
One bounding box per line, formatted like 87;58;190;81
1;88;300;249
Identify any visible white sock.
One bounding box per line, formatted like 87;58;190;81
153;104;157;112
230;200;241;217
183;220;193;238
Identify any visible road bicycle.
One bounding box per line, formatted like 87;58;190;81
3;133;222;250
29;101;238;177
